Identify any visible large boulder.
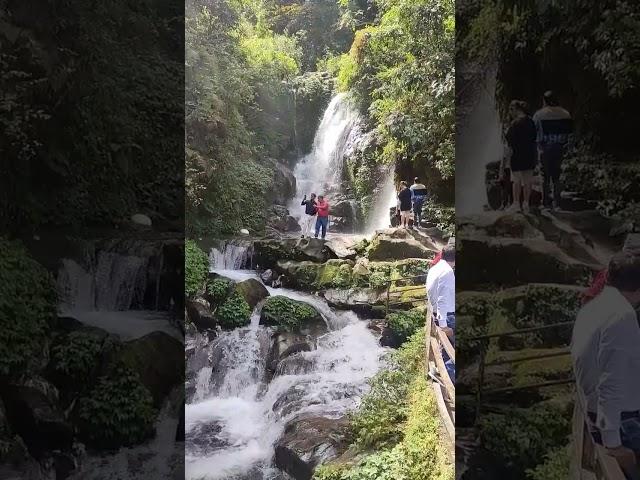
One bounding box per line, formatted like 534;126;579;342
276;259;355;291
117;331;184;406
274;415;350;480
366;230;436;261
2;383;73;456
234;278;270;310
186;298;217;333
267;331;312;377
254;238;334;269
268;162;297;205
260;296;325;334
267;205;301;233
323;288;386;313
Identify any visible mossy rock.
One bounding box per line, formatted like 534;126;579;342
215;292;252;329
456;291;494;326
367;235;433;261
234;278;269;309
205;277;235;306
260;296;324;332
314;259;354;289
276;259;354;291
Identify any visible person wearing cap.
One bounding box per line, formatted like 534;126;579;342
533;91;573;211
571;251;640;477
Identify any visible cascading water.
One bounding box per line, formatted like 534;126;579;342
185;264;387;479
210;240;253;270
366;166;398;233
287;94;361;229
456;63;503;215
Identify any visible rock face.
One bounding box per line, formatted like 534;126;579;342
117;331;184;406
276;259;355;291
274;415;350;480
2;384;73;456
324;288;386;312
254;238;333;268
366;229;438;261
186;299;217;332
260;296;325;334
269;163;298;205
234;278;270;309
267;205;301;233
267;331;312;377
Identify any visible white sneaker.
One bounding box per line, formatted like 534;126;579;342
506;203;520;214
522;202;530;214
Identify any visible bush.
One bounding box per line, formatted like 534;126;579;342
76;365;156;449
526;444;571;480
207;278;233;305
385;310;424;345
0;238;57;378
215;292;252;329
185;239;209;298
260;296;322;332
50;331;104;386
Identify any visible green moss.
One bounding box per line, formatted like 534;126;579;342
386;310;425;345
260;296;321;332
207;278;233;305
76;365;156;449
216;292;252;329
50;331;104;386
315;260;353;289
0;238;57;378
185;239;209;298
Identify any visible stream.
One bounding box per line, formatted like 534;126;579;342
185;256;387;479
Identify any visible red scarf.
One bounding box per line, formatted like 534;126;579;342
582;268;608;305
431;250;443;266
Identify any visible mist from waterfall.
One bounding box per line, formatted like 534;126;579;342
456;65;503;216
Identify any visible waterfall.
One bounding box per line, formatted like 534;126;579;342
185;258;386;479
287;94;361;229
56;238;182;340
456;63;503;215
209;240;252;270
366;166;398;233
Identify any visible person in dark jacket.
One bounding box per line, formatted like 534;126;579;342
410;177;428;228
397;181;413;229
505;100;537;213
300;193;317;238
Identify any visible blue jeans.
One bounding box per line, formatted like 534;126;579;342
413;197;425;225
315;216;328;239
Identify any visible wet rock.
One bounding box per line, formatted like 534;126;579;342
267;205;301;233
270;163;297;205
254;238;333;268
117;331;184;406
186;300;217;332
274;415;350;480
260;296;325;334
275;354;314;376
130;213;152;227
260;269;275;285
275;259;355;291
267;331;310;374
234;278;270;310
323;288;385;313
2;384;73;456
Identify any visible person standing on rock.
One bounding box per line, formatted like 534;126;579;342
397;181;413;229
426;245;455;382
571;252;640;478
410;177;428;228
505;100;537;214
300;193;317;239
533;90;573;211
314;195;330;240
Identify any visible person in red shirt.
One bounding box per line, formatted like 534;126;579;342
314;195;330;239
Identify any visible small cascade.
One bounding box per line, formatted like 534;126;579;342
366;166;398;233
210;240;253;270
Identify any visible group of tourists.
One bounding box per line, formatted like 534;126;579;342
572;234;640;478
397;177;428;229
426;244;456;382
300;193;330;239
500;90;573;213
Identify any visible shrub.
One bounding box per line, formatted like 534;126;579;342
260;296;321;332
207;278;233;305
185;239;209;298
526;444;571;480
76;365;156;449
50;331;104;386
0;238;57;378
215;292;252;329
385;310;424;345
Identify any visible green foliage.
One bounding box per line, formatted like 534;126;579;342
0;238;56;378
260;295;321;332
185;239;209;298
349;330;424;449
76;365;156;449
1;1;183;232
526;444;571;480
207;278;233;305
478;403;571;477
50;331;104;385
385;310;424;344
422;200;455;236
215;292;252;329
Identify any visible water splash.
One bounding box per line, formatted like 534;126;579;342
210;241;252;270
366;166;397;233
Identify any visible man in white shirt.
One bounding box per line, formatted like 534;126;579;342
426;245;455;380
571;252;640;476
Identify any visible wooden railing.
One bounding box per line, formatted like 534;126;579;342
469;321;629;479
378;274;455;442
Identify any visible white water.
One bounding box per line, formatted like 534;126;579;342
287;94;361;228
186;256;386;479
210;241;252;270
456;64;503;215
366;166;398;233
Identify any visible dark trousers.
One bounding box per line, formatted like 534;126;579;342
413;197;425;226
540;143;564;208
501;168;513;208
315;216;328;239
